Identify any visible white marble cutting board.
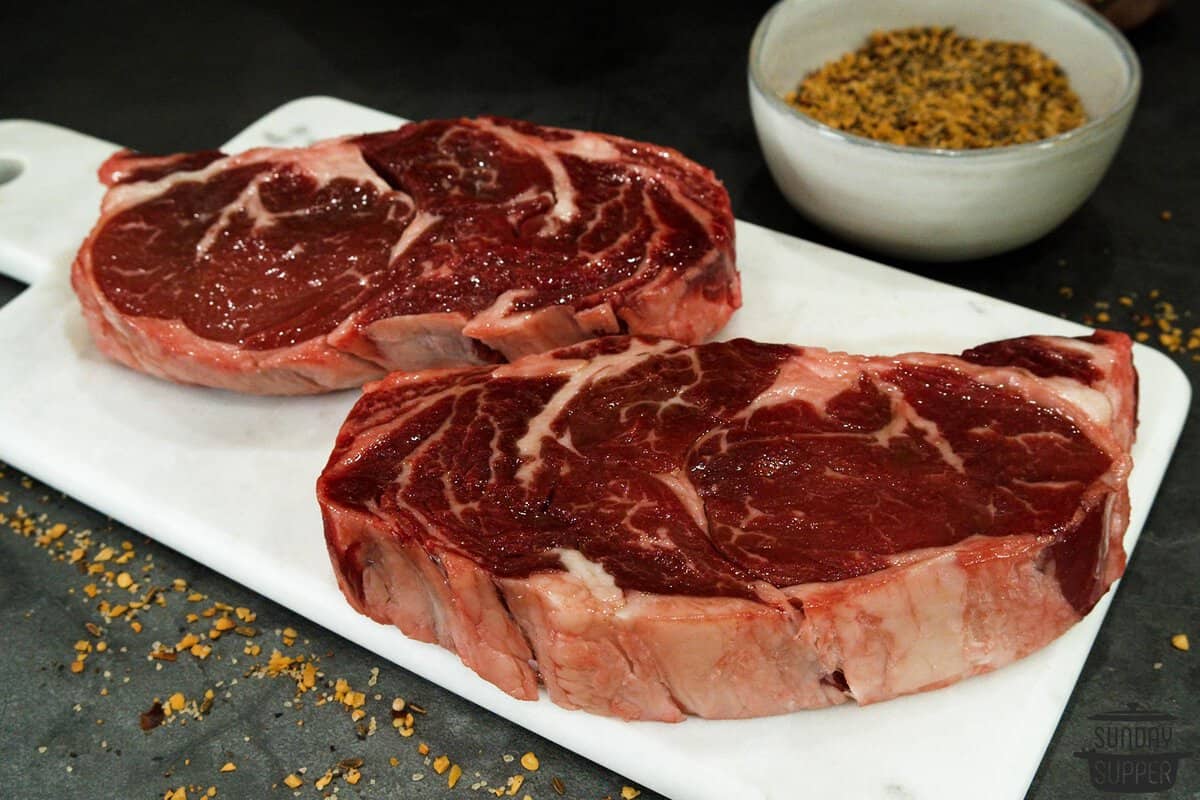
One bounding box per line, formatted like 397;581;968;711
0;97;1190;800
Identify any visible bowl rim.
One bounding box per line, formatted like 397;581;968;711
747;0;1143;159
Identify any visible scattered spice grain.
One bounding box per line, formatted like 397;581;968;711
1172;633;1190;651
7;465;641;800
140;701;166;731
785;27;1086;149
1064;288;1198;360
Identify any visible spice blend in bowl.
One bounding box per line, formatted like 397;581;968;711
747;0;1141;259
785;27;1087;149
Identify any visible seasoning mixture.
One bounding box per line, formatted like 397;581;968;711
785;26;1087;149
2;467;644;800
1059;285;1200;360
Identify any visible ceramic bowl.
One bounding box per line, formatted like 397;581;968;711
748;0;1141;261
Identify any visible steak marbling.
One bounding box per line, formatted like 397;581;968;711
71;119;740;394
317;332;1136;721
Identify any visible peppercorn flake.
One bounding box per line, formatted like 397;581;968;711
785;27;1086;149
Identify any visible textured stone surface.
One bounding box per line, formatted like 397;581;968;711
1;2;1197;797
0;462;643;799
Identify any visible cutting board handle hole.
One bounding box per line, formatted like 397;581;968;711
0;158;23;186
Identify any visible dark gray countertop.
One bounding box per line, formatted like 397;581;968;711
1;2;1197;798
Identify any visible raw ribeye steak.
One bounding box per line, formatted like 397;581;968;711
71;118;740;394
317;331;1136;721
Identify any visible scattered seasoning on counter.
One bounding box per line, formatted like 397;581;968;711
1172;633;1190;651
140;701;166;731
161;788;217;800
1160;210;1173;222
5;465;629;800
785;26;1086;149
1059;288;1199;361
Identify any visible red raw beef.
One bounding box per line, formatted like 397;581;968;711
317;331;1136;721
71;119;739;393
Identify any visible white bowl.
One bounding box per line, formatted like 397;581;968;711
748;0;1141;261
